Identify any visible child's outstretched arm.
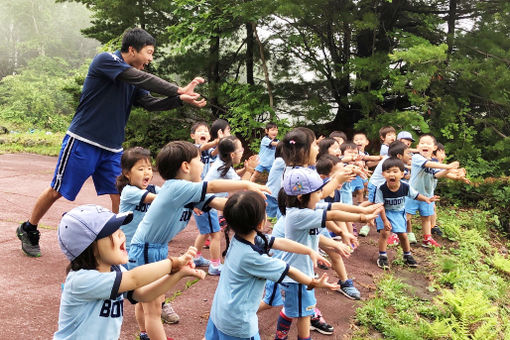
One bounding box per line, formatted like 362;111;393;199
328;202;383;215
287;269;339;291
143;192;157;204
415;194;440;204
320;167;356;199
323;221;358;249
199;138;219;152
326;207;382;224
319;233;353;258
128;247;206;302
425;160;459;170
272;238;331;268
207;180;270;199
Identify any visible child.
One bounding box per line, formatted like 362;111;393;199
54;204;205;340
210;118;231;141
190;121;218;178
278;167;380;340
197;136;258;275
379;126;396;156
251;122;279;182
265;142;285;218
329;131;347;146
352;132;383;204
372;158;438;269
317;137;341;160
405;134;459;248
128;141;268;340
205;190;339;340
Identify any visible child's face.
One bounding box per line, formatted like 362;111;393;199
189;155;204;182
435;149;446;162
96;229;128;267
218;125;231;139
343;147;358;162
126;158;153;190
266;127;278;139
231;140;244;165
383;166;403;186
332;136;344;145
399;138;413;148
401;148;412;164
308;139;319;165
417;136;436;158
328;141;341;158
382;132;396;145
191;125;210;145
307;190;322;209
353;134;369;151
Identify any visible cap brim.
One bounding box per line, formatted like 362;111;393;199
314;178;330;193
96;211;133;240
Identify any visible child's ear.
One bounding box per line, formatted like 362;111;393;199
433;145;438;151
396;154;403;160
180;161;191;174
297;194;303;202
190;133;195;140
122;169;130;180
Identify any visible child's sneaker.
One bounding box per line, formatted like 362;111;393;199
422;236;440;248
377;255;390;269
408;232;417;244
359;225;370;237
310;315;334;335
139;333;150;340
161;302;179;324
204;238;210;249
208;263;222;276
16;222;41;257
403;254;418;267
338;279;361;300
219;215;228;231
387;233;399;246
431;225;443;236
193;256;211;267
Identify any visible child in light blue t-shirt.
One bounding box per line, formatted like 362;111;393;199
379;126;396;156
265;142;285;218
250;122;279;182
205;190;338;340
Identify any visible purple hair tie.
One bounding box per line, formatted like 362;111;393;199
289;140;296;144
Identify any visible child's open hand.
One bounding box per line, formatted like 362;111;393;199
309;250;331;269
341;232;358;249
447;161;460;169
333;166;356;184
362;203;384;215
245;183;271;199
179;265;207;280
245;155;259;172
313;273;340;291
425;195;440;204
383;220;392;231
193;208;203;216
335;241;353;258
171;246;197;273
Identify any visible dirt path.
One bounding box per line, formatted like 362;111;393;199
0;153;414;339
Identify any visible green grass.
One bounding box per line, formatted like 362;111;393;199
0;130;64;156
352;208;510;340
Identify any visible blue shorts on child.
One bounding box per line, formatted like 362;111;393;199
351;175;367;192
255;164;272;173
127;242;168;269
265;194;279;219
405;198;435;217
282;283;316;318
262;281;284;307
194;208;221;235
375;211;407;233
205;318;261;340
51;134;122;201
367;183;377;203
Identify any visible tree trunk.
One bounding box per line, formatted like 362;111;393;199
447;0;457;56
245;23;254;85
208;34;221;117
251;22;274;109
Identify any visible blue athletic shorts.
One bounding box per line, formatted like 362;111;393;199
265;194;278;219
127;242;168;269
194;208;220;235
367;183;377;203
375;210;407;233
351;175;367;192
405;198;434;217
205;318;260;340
51;134;122;201
255;164;271;173
282;283;316;318
262;281;284;307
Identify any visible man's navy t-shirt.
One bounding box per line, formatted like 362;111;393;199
67;51;149;152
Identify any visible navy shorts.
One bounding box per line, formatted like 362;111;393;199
51;135;122;200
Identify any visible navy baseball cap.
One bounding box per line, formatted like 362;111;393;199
397;131;415;142
58;204;133;261
283;167;328;195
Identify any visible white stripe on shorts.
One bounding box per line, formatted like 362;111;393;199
53;136;76;192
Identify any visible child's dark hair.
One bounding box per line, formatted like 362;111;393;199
388;141;408;157
217;136;239;178
156;141;199;180
116;147;151;193
329;131;347;141
191;121;209;134
210;119;230;140
222;191;268;257
353;131;368;139
379;126;396;139
434;142;445;156
286;192;312;209
382;157;405;172
340;141;358;154
66;242;98;274
420;133;437;144
317;137;338;160
282;127;315;166
120;28;156;53
316;154;340;176
277;188;287;216
265;122;277;130
274;141;283;158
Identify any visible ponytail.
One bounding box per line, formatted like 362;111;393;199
217;136;238;178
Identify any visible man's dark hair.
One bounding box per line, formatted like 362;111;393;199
121;28;156;52
382;157;405;172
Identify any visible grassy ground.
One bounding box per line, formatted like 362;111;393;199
351;209;510;339
0;130;64;156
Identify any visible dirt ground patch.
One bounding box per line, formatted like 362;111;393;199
0;153;436;339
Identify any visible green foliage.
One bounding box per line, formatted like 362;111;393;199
0;130;64;156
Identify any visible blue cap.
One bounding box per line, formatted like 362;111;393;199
58;204;133;261
397;131;415;142
283;167;328;195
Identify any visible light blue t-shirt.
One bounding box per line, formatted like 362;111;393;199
266;157;285;198
409;154;440;197
204;158;240;197
119;184;160;251
196;144;216;179
282;207;326;283
374;182;419;212
380;144;389;156
131;180;214;245
258;136;277;167
340;180;353;205
210;235;289;338
368;155;389;188
54;266;134;340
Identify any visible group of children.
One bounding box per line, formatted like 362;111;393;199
53;120;469;340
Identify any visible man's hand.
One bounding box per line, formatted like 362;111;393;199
178;77;205;95
180;93;207;108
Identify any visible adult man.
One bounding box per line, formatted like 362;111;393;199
17;28;206;258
